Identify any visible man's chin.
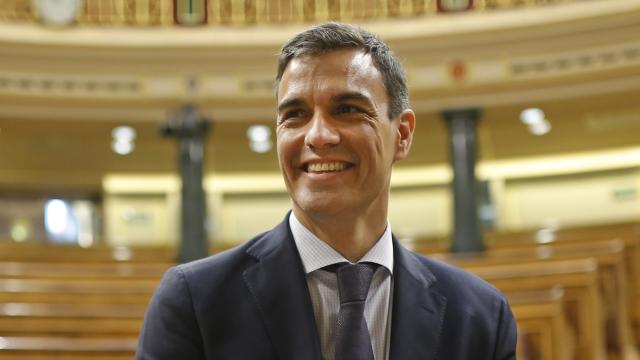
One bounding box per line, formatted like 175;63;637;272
294;195;352;219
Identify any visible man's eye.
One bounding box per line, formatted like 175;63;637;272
336;104;360;114
283;109;303;119
278;109;306;126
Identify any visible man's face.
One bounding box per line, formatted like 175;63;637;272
276;49;414;220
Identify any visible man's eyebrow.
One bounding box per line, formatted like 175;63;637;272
332;92;374;107
277;92;374;113
277;98;306;113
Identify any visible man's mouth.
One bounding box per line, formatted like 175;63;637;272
304;161;353;173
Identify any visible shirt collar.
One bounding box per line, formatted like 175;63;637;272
289;212;394;275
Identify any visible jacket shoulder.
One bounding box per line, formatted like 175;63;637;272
411;251;506;302
407;252;516;359
175;229;270;286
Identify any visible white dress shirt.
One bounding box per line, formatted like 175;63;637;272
289;212;394;360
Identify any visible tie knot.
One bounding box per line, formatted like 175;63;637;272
336;263;378;304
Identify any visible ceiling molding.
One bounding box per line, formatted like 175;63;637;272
411;75;640;112
0;0;638;118
0;0;637;49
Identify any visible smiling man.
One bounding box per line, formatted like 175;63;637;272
137;23;517;360
276;47;411;263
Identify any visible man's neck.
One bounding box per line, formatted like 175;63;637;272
292;207;387;263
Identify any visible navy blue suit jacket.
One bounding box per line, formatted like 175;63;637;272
137;215;517;359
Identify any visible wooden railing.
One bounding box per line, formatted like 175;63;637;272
0;0;589;27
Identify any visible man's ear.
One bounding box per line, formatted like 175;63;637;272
394;109;416;161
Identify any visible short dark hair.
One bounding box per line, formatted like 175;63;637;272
275;22;409;118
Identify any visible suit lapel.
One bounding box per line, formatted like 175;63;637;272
242;216;322;360
389;238;447;360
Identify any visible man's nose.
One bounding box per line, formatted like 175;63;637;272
304;113;340;149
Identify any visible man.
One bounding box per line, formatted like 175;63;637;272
137;22;517;360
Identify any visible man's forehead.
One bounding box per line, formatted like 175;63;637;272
278;49;382;99
287;49;372;73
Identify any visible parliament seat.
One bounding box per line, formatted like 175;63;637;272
0;262;152;358
426;239;637;360
416;221;640;324
0;302;146;337
507;287;574;360
464;259;605;360
2;221;638;359
0;336;136;360
0;261;171;280
0;242;176;263
484;222;640;346
0;278;157;304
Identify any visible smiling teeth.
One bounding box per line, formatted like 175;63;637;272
308;162;346;172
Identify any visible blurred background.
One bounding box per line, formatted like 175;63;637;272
0;0;638;249
0;0;639;359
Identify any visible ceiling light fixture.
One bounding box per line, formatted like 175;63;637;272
111;126;136;155
520;108;551;136
247;125;272;153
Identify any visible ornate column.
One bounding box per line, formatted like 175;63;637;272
162;104;211;263
442;108;484;253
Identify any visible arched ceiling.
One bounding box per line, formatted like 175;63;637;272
0;0;639;191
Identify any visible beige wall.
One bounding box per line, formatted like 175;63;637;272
216;192;291;244
104;193;179;246
503;168;640;230
212;185;452;244
102;151;640;246
389;186;451;240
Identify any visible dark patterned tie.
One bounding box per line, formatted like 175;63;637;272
334;262;378;360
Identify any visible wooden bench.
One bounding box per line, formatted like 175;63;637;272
0;242;176;263
484;223;640;346
0;302;146;337
416;221;640;340
462;258;605;360
0;278;157;304
0;273;576;360
0;261;171;280
507;286;575;360
0;336;136;360
0;270;153;358
428;239;637;360
0;245;166;358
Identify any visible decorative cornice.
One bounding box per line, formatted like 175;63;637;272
0;0;638;119
0;0;637;48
